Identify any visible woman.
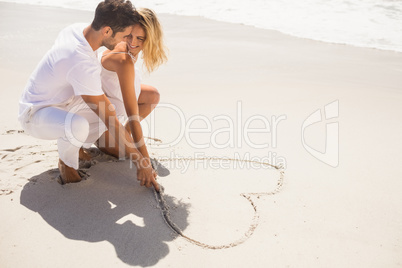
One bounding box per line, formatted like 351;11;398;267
97;8;168;177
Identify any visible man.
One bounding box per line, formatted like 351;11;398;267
18;0;159;191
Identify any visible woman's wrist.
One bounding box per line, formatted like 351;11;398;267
133;156;151;170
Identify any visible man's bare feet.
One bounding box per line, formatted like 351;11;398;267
58;159;82;184
79;148;91;161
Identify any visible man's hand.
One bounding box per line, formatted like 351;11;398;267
137;160;160;192
81;94;159;191
114;41;128;52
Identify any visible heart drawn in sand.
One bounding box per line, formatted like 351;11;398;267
152;156;285;250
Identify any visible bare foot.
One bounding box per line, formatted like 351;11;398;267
95;139;121;159
58;159;82;184
79;148;91;161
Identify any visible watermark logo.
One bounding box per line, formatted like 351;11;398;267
147;101;287;150
301;100;339;167
131;151;287;173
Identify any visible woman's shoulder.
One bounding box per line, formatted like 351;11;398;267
101;47;133;72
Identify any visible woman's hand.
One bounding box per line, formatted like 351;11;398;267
136;158;160;192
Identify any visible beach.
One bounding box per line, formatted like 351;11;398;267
0;2;402;267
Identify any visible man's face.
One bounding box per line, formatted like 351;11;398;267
102;26;133;50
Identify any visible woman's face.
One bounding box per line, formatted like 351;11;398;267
126;24;145;56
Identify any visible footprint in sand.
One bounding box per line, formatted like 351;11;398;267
2;129;24;135
14;160;43;172
4;134;285;249
1;146;24;152
1;142;59;193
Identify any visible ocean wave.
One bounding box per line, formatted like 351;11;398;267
3;0;402;52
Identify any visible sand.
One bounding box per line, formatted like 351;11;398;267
1;2;402;267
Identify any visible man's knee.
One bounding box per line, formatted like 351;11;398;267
69;114;90;144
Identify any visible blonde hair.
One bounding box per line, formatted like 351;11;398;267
137;8;168;73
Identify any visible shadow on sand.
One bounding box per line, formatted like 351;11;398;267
20;153;189;267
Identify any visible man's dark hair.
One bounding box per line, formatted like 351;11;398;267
91;0;140;36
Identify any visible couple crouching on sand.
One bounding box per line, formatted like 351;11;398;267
18;0;167;192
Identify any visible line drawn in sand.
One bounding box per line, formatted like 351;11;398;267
4;134;285;248
151;155;285;250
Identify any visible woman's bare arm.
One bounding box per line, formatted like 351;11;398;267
102;45;153;165
115;58;151;159
81;93;159;191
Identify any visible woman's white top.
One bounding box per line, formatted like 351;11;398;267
99;51;142;117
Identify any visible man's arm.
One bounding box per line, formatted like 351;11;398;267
81;94;159;191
